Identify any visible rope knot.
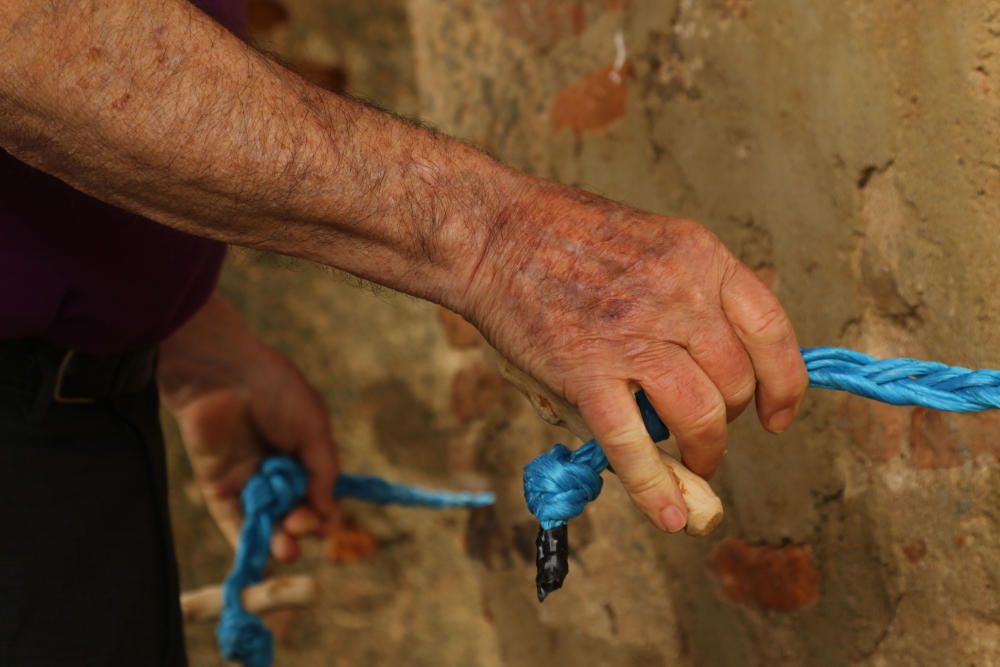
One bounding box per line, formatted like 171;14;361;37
523;441;607;528
218;610;274;667
241;455;307;517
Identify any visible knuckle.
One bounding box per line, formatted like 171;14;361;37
624;469;674;499
599;426;650;458
689;333;754;394
684;398;727;438
624;337;685;367
673;217;710;240
727;375;757;408
641;364;684;397
737;304;791;341
679;220;724;256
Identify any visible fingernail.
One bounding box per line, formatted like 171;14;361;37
768;408;795;432
660;505;687;533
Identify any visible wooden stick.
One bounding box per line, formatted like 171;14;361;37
180;575;318;623
498;357;724;536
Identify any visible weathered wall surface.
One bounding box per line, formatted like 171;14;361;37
171;1;1000;665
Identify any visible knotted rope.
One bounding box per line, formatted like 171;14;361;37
219;455;495;667
523;392;667;529
803;347;1000;411
221;345;1000;661
523;346;1000;529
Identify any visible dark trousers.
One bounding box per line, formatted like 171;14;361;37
0;361;187;665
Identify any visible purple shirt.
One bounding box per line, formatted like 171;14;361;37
0;0;247;355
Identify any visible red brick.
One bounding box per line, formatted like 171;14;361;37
840;394;907;461
451;364;507;422
708;538;820;611
551;62;632;132
436;306;483;349
325;527;377;563
909;408;962;469
908;409;1000;469
960;412;1000;462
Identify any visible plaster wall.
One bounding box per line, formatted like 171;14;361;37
173;2;1000;664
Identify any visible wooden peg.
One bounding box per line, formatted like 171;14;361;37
498;357;724;535
180;575;318;623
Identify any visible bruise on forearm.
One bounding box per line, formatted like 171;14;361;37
0;0;522;308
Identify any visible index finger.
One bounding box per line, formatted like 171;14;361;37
577;382;688;532
721;264;808;432
298;429;341;536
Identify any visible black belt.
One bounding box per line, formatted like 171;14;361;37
0;338;157;406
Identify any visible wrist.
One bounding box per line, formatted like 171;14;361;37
456;176;594;331
396;133;536;314
157;294;258;408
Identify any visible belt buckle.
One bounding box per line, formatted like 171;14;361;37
52;350;97;405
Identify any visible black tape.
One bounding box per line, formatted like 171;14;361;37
535;524;569;602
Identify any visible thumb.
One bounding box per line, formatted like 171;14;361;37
174;391;261;548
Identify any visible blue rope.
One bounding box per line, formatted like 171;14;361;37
523;346;1000;529
218;455;495;667
523;392;666;529
220;345;1000;664
803;347;1000;411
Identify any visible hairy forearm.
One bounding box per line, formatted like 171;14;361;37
0;0;522;308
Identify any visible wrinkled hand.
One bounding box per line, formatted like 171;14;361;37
467;184;808;532
158;295;339;561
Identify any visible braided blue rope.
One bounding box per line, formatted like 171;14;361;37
218;455;495;667
523;346;1000;529
803;347;1000;412
524;392;667;529
221;345;1000;663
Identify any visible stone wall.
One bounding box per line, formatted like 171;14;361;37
171;1;1000;665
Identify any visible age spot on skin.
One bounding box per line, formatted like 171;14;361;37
601;298;633;322
111;93;132;111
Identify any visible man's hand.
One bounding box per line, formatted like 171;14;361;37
158;295;339;561
465;185;808;533
0;0;805;534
